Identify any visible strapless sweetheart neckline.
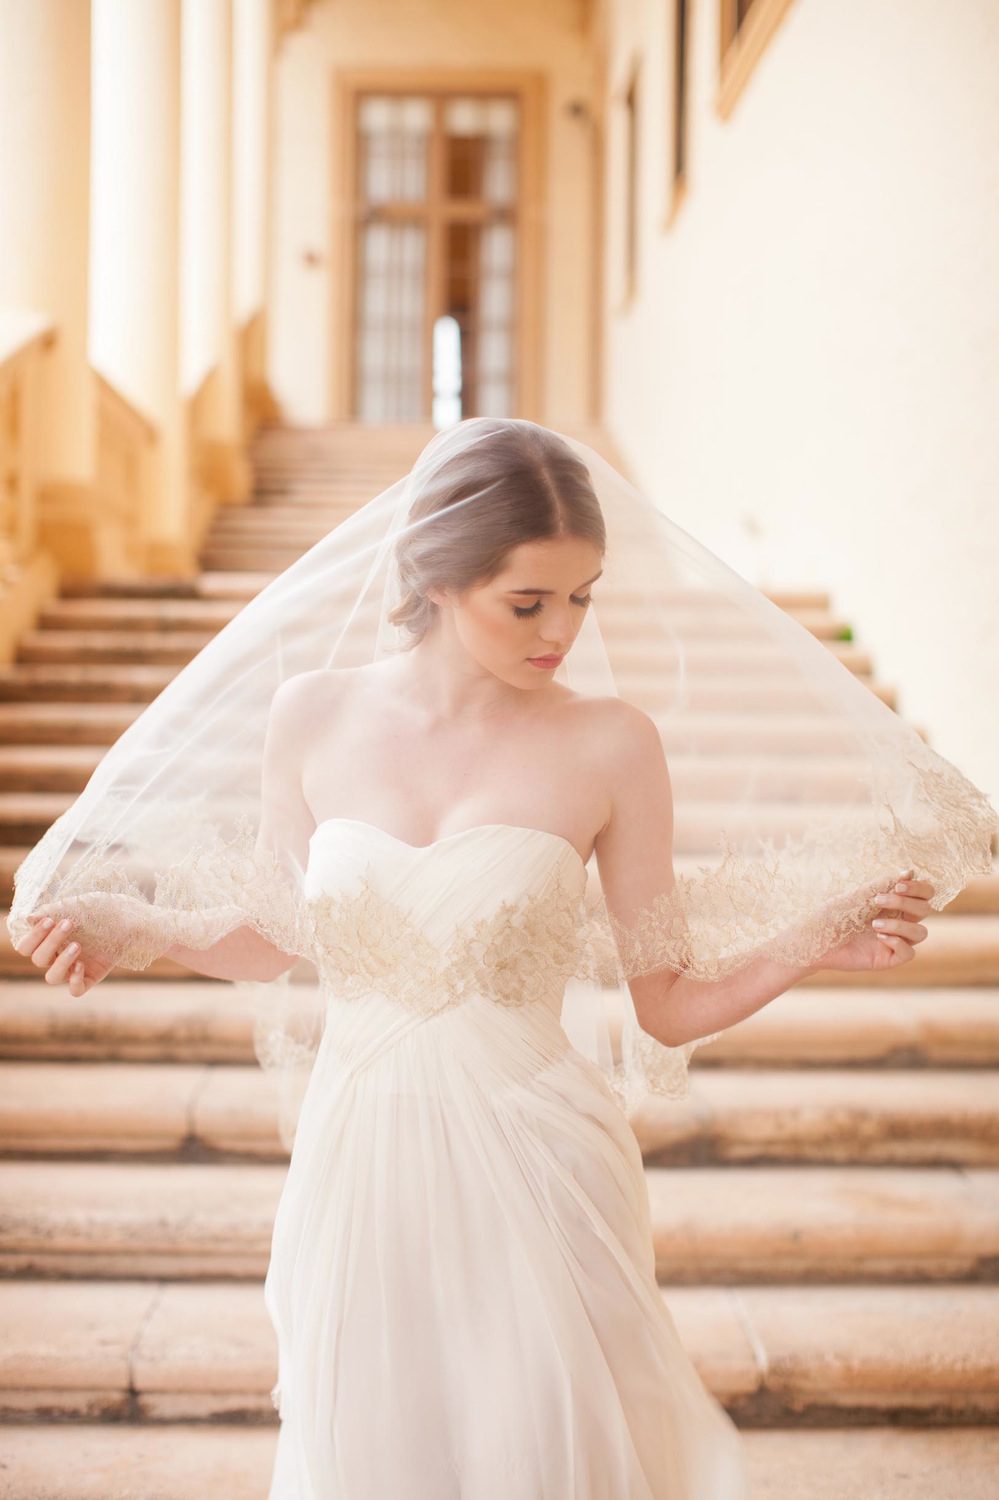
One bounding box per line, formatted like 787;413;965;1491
310;815;589;878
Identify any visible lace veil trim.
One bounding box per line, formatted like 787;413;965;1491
8;746;997;1138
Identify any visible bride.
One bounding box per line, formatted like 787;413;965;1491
11;418;986;1498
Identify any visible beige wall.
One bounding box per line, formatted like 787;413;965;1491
267;0;599;426
601;0;999;802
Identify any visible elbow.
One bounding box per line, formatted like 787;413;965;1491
630;971;693;1048
637;1015;694;1049
243;957;299;983
254;949;300;982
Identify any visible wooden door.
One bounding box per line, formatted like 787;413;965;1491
340;76;543;423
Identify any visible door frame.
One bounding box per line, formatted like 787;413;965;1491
330;67;547;422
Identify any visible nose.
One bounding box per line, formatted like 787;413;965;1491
537;597;576;651
538;610;574;654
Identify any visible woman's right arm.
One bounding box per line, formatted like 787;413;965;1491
15;673;320;992
161;672;319;981
163;927;298;982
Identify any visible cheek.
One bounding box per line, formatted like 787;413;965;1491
465;600;524;653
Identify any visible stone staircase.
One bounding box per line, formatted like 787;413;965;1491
1;421;997;1498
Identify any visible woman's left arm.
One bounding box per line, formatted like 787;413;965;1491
592;700;933;1049
626;884;929;1049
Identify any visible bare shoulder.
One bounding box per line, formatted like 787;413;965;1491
567;693;667;771
268;665;366;727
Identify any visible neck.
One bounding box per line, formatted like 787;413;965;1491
394;624;542;725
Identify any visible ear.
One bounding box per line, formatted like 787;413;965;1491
425;585;452;610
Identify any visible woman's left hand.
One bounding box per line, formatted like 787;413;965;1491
817;869;934;972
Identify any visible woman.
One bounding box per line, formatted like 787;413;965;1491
9;419;991;1497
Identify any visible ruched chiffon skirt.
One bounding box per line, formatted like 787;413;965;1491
263;986;750;1499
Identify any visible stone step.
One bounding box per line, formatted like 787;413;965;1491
653;711;931;753
0;1424;276;1500
207;498;360;520
0;664;894;712
0;745;912;803
648;1164;999;1282
0;1277;995;1423
635;1069;999;1167
21;615;868;677
797;913;999;987
50;556;840;647
627;676;897;711
58;572;276;601
1;1061;995;1165
197;548;340;571
0;744;104;790
37;598;244;632
0;981;256;1062
17;629;214;666
609;640;872;673
1;1158;995;1283
606;605;855;644
251;422;432;453
584;857;999;916
4;790;955;861
0;702;922;756
0;921;193;981
14;844;986;916
0;1425;996;1500
2;894;996;980
0;701;141;744
198;520;357;547
0;663;175;703
53;569;829;616
2;980;998;1067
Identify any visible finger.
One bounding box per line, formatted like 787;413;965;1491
36;924;80;972
44;938;82;985
67;959;89;997
14;915;57;956
877;932;913;962
894;878;933;900
874;892;931;916
29;921;76;967
873;918;928;943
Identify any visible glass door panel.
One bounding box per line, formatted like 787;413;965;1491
352;90;520;422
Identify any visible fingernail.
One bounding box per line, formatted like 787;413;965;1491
42;917;54;929
877;932;891;941
896;882;908;891
65;941;79;955
60;918;72;931
873;919;886;928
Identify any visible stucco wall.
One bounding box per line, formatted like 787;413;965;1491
601;0;999;803
267;0;599;428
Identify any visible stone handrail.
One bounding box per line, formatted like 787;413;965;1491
94;371;158;563
0;314;57;577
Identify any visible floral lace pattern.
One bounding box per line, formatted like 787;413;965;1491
7;747;998;1141
304;865;588;1013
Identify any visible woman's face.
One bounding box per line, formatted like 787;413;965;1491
428;535;604;689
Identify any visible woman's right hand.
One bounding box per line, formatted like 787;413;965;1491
12;914;113;996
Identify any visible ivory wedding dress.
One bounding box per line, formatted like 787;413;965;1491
262;817;752;1498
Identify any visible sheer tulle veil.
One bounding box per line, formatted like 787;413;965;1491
7;417;998;1147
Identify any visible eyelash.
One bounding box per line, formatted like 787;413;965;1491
512;594;592;619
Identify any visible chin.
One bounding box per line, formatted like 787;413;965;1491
516;662;557;688
481;660;546;690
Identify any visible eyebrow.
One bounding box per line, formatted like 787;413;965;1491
506;569;603;597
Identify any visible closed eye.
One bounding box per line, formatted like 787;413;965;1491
512;594;592;618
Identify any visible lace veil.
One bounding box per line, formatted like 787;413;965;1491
7;417;998;1147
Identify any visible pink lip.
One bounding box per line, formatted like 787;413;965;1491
527;654;563;668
